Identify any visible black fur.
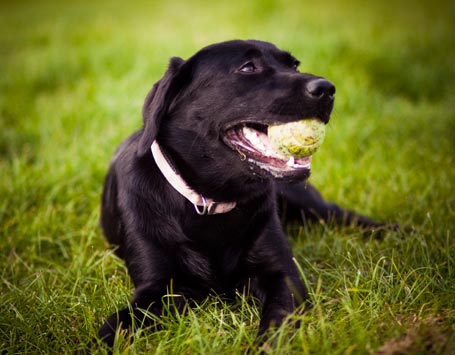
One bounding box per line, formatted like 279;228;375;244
98;40;386;347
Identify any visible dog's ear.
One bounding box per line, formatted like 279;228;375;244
137;56;187;157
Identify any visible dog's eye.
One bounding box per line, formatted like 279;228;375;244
238;62;257;74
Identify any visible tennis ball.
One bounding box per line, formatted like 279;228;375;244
268;119;326;158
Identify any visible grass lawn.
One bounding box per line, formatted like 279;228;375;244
1;0;454;353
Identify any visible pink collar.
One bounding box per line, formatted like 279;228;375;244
151;141;237;215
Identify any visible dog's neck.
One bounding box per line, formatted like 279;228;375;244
151;141;237;215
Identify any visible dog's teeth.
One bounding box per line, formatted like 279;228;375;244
286;156;295;166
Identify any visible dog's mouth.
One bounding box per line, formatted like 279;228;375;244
223;122;313;179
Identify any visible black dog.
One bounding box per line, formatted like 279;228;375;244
99;40;386;347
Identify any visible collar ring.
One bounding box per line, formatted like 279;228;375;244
194;196;208;215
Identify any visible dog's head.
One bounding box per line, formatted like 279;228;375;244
138;40;335;197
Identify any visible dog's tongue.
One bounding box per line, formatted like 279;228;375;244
242;126;278;156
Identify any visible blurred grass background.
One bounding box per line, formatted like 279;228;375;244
1;0;454;354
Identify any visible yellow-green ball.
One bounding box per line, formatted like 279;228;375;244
268;119;326;158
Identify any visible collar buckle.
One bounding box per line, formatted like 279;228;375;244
194;196;208;215
194;197;221;216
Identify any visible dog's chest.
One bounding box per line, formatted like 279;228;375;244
182;209;254;244
177;211;260;293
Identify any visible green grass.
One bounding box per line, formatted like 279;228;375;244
1;0;454;353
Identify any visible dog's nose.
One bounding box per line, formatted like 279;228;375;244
305;78;336;99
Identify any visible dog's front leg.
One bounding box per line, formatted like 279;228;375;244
248;225;309;337
98;220;187;348
98;282;187;348
257;273;305;335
